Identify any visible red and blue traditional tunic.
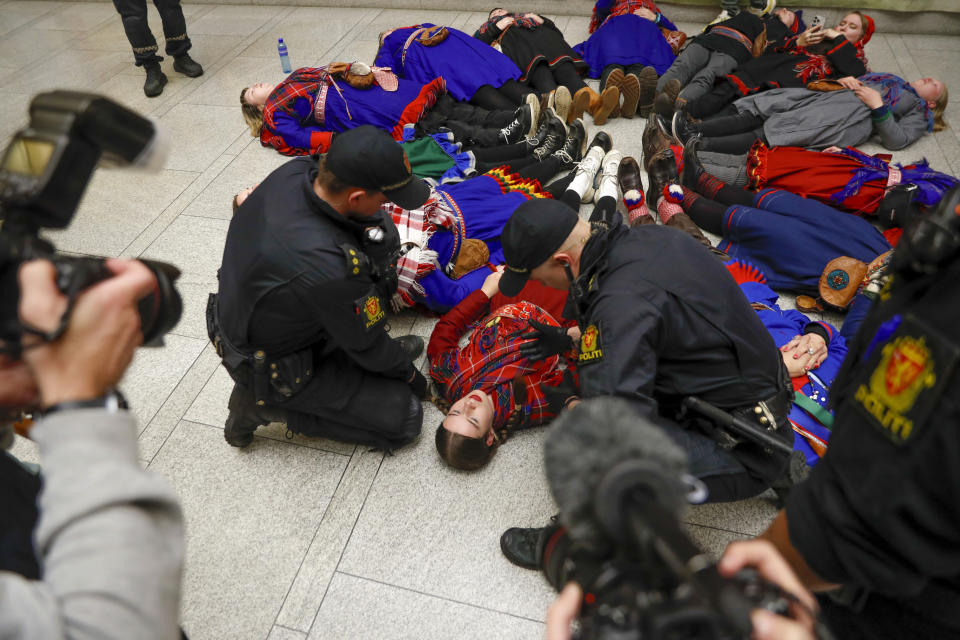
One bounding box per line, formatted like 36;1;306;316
260;66;445;156
428;291;578;431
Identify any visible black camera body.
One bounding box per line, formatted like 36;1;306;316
0;90;181;357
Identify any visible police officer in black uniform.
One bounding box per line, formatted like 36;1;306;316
493;198;794;567
209;126;431;451
758;186;960;638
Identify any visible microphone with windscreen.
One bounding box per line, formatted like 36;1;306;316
544;398;790;640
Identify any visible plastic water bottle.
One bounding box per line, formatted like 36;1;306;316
277;38;291;74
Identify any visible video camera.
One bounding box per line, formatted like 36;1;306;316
0;91;182;358
543;399;819;640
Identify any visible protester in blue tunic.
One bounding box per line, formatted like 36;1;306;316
668;171;891;293
376;24;534;111
725;260;844;467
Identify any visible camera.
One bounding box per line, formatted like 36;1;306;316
0;91;182;358
543;399;810;640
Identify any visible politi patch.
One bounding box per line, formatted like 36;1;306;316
578;323;604;365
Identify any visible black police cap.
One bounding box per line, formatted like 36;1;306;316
499;199;579;297
326;126;430;210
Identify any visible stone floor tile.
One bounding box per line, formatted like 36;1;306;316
75;2;211;53
180;144;292;220
337;402;557;620
308;573;544;640
0;91;31;142
268;626;307;640
4;47;130;96
184;365;358;456
149;420;349;640
86;70;194;117
0;0;62;37
685;523;750;560
357;10;462;41
0;30;93;81
275;447;384;631
43;168;198;257
139;343;223;462
188;5;289;36
158;103;248;172
181;54;287;107
685;491;780;537
141;213;230;277
239;7;373;61
120;334;209;430
30;2;117;31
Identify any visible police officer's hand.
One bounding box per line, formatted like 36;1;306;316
542;369;579;413
518;320;574;361
719;540;817;640
408;369;429;399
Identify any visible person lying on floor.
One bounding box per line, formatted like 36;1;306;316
376;23;535;111
429;268;579;471
240;63;534;156
674;72;949;154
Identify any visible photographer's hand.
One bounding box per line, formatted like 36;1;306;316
719;540;817;640
546;582;583;640
19;259;156;408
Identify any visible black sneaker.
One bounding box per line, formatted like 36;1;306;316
498;103;532;144
143;63;167;98
551;118;587;168
173;53;204;77
531;118;567;161
525;107;564;152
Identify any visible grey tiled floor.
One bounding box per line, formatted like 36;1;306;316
4;3;959;639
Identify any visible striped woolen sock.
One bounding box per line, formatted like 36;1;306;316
696;172;727;200
681;186;701;211
624;189;650;224
656;195;684;224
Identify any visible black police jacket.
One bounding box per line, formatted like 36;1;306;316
216;157;411;382
786;248;960;635
570;224;783;419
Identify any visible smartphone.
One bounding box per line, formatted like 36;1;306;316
811;15;825;29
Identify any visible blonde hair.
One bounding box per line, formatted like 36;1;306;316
933;84;949;132
240;87;264;137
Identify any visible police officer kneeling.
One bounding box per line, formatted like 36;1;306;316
496;199;794;566
210;126;431;451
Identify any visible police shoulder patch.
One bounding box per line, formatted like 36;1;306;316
355;291;386;331
853;314;959;446
578;323;604;365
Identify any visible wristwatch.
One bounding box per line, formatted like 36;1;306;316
42;390;128;417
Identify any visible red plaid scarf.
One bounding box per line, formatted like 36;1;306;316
589;0;662;34
383;195;458;311
431;302;574;430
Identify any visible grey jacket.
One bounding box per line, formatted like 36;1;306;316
0;409;184;640
735;83;929;151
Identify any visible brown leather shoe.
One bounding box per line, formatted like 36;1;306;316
641;112;677;174
654;78;682;118
664;210;714;249
603;67;624;118
617;156;643;195
635;66;658;118
590;86;619;126
619;72;641;119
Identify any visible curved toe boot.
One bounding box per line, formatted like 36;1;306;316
570;86;592;124
143;63;167;97
654;77;682;118
396;334;425;361
681;135;705;189
671;109;700;146
617;155;644;195
499;526;547;569
173;54;204;77
590;86;620;126
587;130;613;155
646;150;679;206
635;66;658;118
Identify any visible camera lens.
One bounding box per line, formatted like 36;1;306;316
136;259;182;345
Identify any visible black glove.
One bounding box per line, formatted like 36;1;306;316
542;369;579;414
408;369;429;399
518;320;574;361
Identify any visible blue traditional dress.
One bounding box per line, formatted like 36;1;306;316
715;188;891;293
375;24;523;103
574;0;679;77
727;261;844;466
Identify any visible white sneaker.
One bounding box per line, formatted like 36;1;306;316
595;150;623;203
571;145;605;203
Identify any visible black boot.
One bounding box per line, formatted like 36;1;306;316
550;118;587;169
173;53;204;77
498;103;533;145
587;130;613;155
681;135;705;189
531;117;568;161
525;108;565;152
143;63;167;98
223;382;286;448
671;109;700;146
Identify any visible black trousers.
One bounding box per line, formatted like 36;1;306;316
470;80;534;111
112;0;192;66
418;94;516;147
527;60;588;94
268;350;423;451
